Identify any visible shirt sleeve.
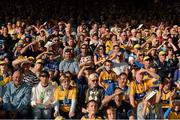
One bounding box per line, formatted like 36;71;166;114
74;62;80;74
3;84;12;111
137;102;145;120
72;88;77;100
16;86;31;111
0;76;11;86
129;82;135;96
31;87;37;106
59;61;63;73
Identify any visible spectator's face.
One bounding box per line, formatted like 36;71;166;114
39;74;49;87
35;63;43;70
87;101;97;115
81;45;87;53
93;35;98;40
2;27;8;34
168;49;173;55
111;35;117;42
136;72;143;82
61;78;70;90
104;62;112;71
22;63;30;71
13;71;22;87
88;74;98;88
48;71;54;79
93;24;98;30
163;83;170;91
114;89;123;102
136;33;141;39
98;47;104;53
113;46;120;54
106;109;116;120
16;21;21;27
143;59;150;66
49;54;54;60
118;75;127;87
40;31;45;36
68;39;74;46
0;64;7;72
159;54;166;61
150;49;156;55
121;33;127;40
64;51;71;60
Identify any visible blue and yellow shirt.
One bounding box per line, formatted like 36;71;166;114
54;86;77;112
99;70;117;89
161;90;171;109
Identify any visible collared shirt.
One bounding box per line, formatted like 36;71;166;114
31;82;56;108
3;81;31;111
59;59;79;74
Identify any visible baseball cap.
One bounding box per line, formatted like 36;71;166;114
0;60;7;65
28;56;35;61
159;51;166;56
36;59;44;64
134;44;141;49
143;56;150;61
20;60;31;67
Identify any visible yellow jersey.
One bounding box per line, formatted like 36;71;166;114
99;70;117;88
161;90;171;109
129;80;151;101
54;86;77;112
169;112;180;119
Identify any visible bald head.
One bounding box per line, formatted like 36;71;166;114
13;70;23;87
88;73;98;88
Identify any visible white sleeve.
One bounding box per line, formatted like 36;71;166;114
31;87;37;106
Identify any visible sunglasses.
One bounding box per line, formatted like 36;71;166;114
81;47;86;49
40;75;48;78
91;79;98;82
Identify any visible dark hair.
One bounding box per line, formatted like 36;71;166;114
113;45;119;49
104;60;112;65
118;72;127;77
39;70;49;77
105;106;116;117
86;99;97;108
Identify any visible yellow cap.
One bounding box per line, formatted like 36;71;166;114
28;56;35;61
0;60;6;65
36;59;44;64
159;51;166;56
134;44;141;49
143;56;150;61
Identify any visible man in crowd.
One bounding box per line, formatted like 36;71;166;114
2;70;31;119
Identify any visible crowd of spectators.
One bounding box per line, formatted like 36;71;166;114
0;0;179;119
